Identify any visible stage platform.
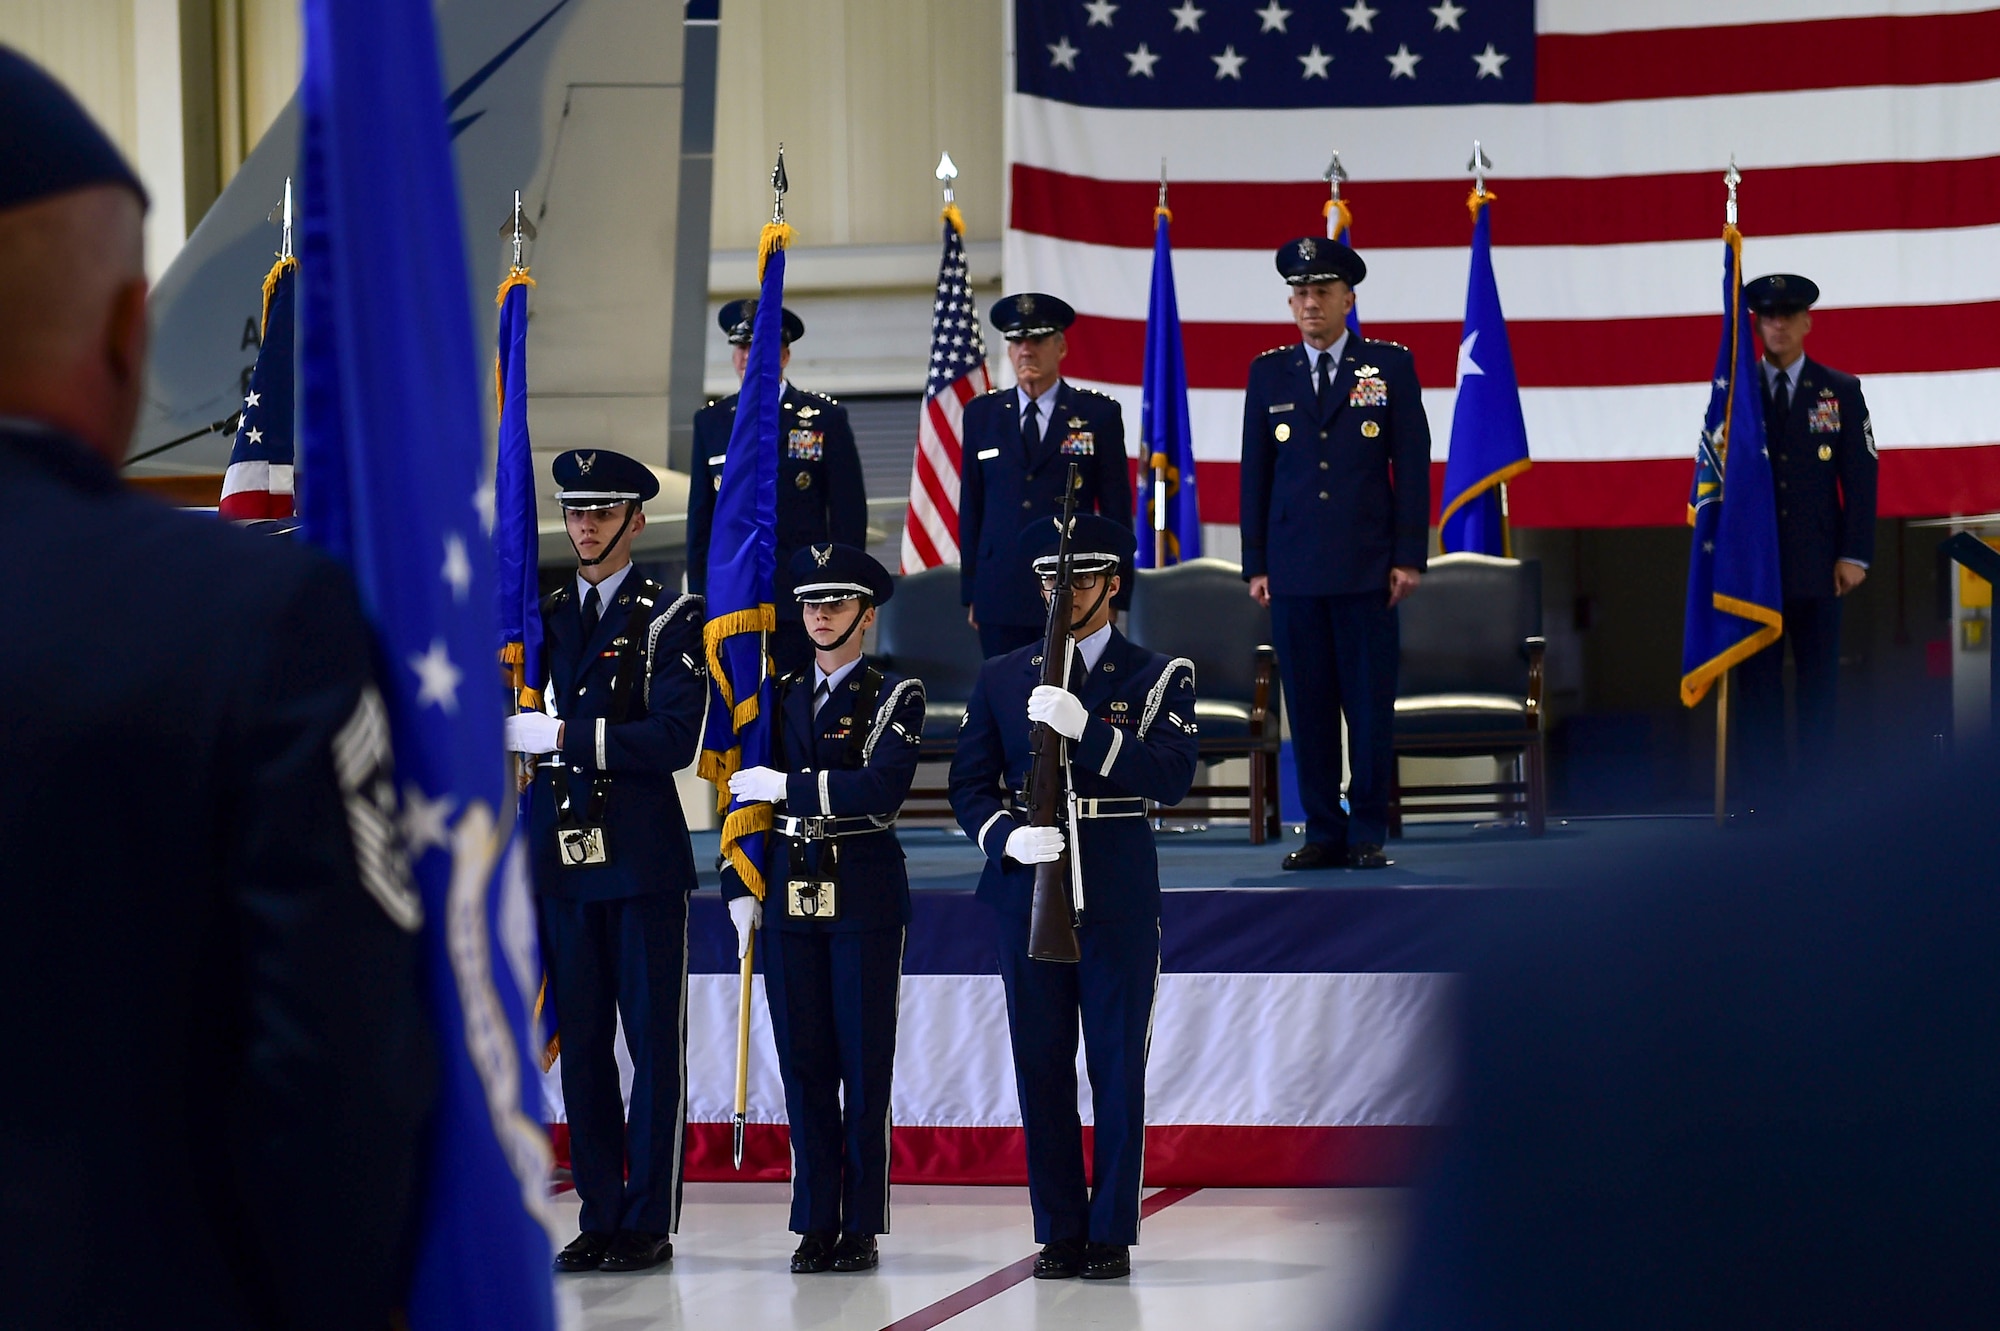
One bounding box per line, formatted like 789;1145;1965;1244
545;817;1719;1190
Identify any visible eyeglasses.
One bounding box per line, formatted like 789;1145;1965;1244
1039;572;1108;591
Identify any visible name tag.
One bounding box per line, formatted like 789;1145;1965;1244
706;454;727;466
1268;402;1294;414
977;447;1000;460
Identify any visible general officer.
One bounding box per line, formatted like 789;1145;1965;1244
724;543;926;1275
0;46;433;1330
949;515;1198;1281
506;448;709;1275
1240;237;1431;871
688;299;867;676
1737;273;1876;798
958;292;1133;657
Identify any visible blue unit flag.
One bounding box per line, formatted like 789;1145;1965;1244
1438;192;1532;556
697;228;791;901
494;268;542;712
1136;206;1200;567
1681;226;1783;706
296;0;557;1326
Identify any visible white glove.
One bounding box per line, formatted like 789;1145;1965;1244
728;765;789;803
727;894;762;958
1005;824;1066;865
503;710;563;754
1027;685;1089;740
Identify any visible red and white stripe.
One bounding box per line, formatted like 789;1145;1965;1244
217;461;295;520
900;361;992;570
1005;2;2000;527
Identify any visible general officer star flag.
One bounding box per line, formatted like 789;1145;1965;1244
1438;190;1530;556
1681;225;1782;706
698;229;790;903
296;0;557;1325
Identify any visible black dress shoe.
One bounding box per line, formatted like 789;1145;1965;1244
554;1231;613;1273
791;1232;836;1274
598;1230;673;1272
830;1232;879;1272
1033;1238;1085;1279
1080;1242;1131;1280
1346;842;1392;869
1281;841;1343;871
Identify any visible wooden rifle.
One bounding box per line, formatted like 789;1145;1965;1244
1026;465;1083;963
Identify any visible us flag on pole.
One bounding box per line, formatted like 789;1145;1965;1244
218;256;297;521
1008;0;2000;528
900;207;993;571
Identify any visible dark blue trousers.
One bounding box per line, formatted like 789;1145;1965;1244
763;925;905;1237
1737;594;1844;799
1270;591;1400;848
979;620;1043;659
539;891;688;1237
992;908;1158;1246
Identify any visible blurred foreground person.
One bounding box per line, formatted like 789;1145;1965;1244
0;46;433;1331
1382;750;2000;1329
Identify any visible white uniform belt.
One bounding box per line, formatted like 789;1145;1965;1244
776;813;893;840
1014;793;1148;819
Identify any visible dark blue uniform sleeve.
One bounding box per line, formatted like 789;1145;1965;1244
1071;659;1199;806
785;679;926;816
225;557;435;1331
687;407;721;594
1837;379;1878;568
822;401;869;549
949;665;1020;860
561;594;707;777
1388;347;1433;572
959;399;988;608
1239;357;1276;581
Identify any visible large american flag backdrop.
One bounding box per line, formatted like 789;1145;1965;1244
1004;0;2000;528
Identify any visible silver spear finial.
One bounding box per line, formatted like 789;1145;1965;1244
936;150;957;206
266;178;295;262
1324;149;1348;201
1468;141;1493;195
496;189;538;269
1724;156;1742;227
772;143;789;225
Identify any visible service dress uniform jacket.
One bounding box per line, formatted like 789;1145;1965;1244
0;425;434;1331
687;385;866;672
958;383;1133;637
948;631;1198;1245
528;576;707;1238
1739;357;1877;787
1239;337;1431;852
741;660;926;1238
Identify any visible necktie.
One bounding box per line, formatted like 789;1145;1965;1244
580;585;601;639
1021;399;1041;456
1315;352;1334;413
1771;373;1791;435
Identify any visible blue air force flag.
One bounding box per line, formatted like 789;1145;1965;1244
494;268;542;712
297;0;557;1325
1438;193;1531;556
1136;206;1200;567
1681;228;1783;706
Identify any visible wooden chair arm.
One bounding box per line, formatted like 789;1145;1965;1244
1250;644;1279;734
1524;635;1546;725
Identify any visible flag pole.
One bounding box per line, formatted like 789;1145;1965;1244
1714;158;1742;829
1154;161;1170;568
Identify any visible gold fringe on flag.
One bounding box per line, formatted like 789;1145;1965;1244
1465;186;1498;222
1154;204;1173;225
259;255;298;339
942;202;967;236
756;220;795;281
1323;196;1354;238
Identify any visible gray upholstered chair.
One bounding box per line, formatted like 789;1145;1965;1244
1125;557;1283;843
1392;551;1546;835
872;564;984;818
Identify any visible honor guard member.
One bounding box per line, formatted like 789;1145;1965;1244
506;448;709;1275
688;299;867;676
724;544;926;1275
0;47;433;1330
1737;273;1876;797
948;516;1198;1281
1240;237;1431;871
958;292;1133;657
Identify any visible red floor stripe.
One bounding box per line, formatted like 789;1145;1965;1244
877;1187;1201;1331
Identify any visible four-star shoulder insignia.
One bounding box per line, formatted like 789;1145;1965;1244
1256;344;1293;361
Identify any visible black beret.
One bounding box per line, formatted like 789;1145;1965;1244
1275;235;1365;287
1019;512;1133;576
718;297;804;346
0;46;148;213
552;449;659;507
1744;273;1819;315
990;292;1076;341
790;543;894;606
